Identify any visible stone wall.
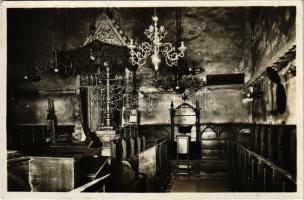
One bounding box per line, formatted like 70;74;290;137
115;7;252;124
7;8;100;125
138;89;251;124
8;7;278;126
250;7;296;125
250;7;296;77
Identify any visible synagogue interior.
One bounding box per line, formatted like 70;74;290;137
6;6;297;192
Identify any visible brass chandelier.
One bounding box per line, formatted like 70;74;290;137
127;8;186;71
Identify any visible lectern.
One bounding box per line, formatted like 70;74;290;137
176;135;190;177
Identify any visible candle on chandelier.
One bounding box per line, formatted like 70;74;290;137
179;42;186;52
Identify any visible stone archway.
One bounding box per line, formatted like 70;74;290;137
200;126;218;160
200;125;233;160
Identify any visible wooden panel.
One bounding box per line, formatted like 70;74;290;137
270;126;278;163
290;127;297;174
130;138;135;157
7;156;31;191
142;136;146;151
201;150;218;156
260;126;265;156
8;157;30;179
121;139;127;160
281;127;292;172
267;126;273;160
138;147;157;177
201;129;217;139
201;128;219;160
110;139;122;162
219;131;229;139
136;137;141;154
138;146;157;192
29;157;77;192
201;140;218;150
277;126;284;166
79;156;110;183
254;126;260;153
219;140;226;145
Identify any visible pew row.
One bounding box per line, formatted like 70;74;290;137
227;140;296;192
7;154;111;192
138;140;170;192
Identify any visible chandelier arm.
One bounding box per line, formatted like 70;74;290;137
158;26;167;41
129;42;152;66
144;27;154;41
128;13;186;71
161;43;185;66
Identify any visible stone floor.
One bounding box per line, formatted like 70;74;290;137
167;160;235;192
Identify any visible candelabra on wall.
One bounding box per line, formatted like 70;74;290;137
24;49;75;82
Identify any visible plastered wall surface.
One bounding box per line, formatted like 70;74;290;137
117;7;252;124
7;7;295;126
139;89;251;124
250;7;296;125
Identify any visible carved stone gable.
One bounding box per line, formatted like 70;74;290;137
83;13;127;47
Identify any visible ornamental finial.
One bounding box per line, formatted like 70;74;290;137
152;15;158;22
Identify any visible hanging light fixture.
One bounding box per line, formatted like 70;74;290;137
128;8;186;71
